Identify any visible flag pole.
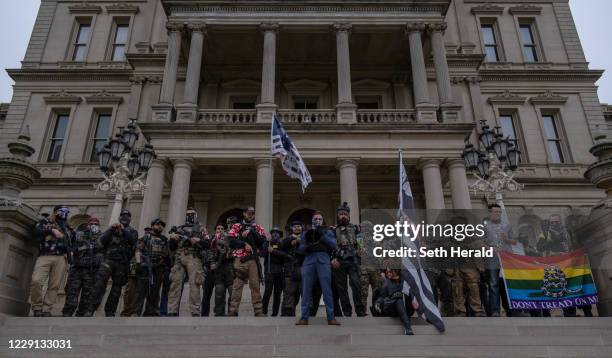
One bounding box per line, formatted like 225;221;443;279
398;149;403;214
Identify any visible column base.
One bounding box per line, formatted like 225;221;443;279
336;103;357;124
176;104;199;123
416;104;438;123
256;104;278;124
440;104;462;123
151;104;176;122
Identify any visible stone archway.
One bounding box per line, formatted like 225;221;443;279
216;207;244;228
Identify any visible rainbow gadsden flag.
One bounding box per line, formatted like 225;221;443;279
499;249;598;310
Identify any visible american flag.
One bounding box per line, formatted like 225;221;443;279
398;149;445;333
271;114;312;192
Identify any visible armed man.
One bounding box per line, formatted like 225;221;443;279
122;219;170;316
167;208;208;317
227;206;268;317
262;227;288;316
62;217;103;317
331;202;366;317
84;209;138;316
201;223;216;317
280;221;304;316
208;217;236;316
30;205;73;317
359;220;382;316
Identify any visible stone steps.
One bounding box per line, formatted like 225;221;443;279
2;317;611;357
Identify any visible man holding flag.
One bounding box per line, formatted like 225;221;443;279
271;114;312;192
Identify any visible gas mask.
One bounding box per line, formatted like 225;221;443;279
186;211;198;225
56;207;70;221
119;214;131;227
89;224;100;234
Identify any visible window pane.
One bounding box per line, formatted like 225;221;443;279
95;115;112;138
76;24;90;44
48;140;63;162
548;141;564;164
523;47;537;62
112;45;125;61
481;25;496;45
520;25;535;45
115;25;129;44
499;115;517;140
53;115;69;139
485;46;499;62
73;45;87;61
233;102;255;109
543;116;559;140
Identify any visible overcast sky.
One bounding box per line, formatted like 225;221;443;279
0;1;610;103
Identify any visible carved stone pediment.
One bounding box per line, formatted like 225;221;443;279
284;79;329;91
471;4;504;15
509;5;543;15
44;90;82;104
352;79;391;90
487;91;526;105
529;91;568;105
106;3;140;14
85;90;124;104
68;2;102;14
221;79;260;90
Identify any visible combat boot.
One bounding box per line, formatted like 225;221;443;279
404;327;414;335
327;319;341;326
295;319;308;325
255;312;267;317
32;310;43;317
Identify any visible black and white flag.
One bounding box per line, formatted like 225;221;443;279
398;149;446;333
271;114;312;192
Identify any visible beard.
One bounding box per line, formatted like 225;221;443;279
338;217;349;225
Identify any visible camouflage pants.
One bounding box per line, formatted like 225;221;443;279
360;267;382;311
450;268;484;316
168;251;204;316
30;255;67;314
121;265;166;317
87;260;129;316
281;275;300;316
228;258;263;315
213;264;234;316
62;266;96;317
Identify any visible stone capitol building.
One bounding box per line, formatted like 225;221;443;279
1;0;611;316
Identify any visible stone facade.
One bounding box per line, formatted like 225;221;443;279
0;0;610;313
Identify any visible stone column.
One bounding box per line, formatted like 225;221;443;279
447;159;472;209
334;23;357;124
337;158;360;224
177;23;207;123
257;23;279;124
138;159;166;232
406;23;437;123
153;22;183;122
429;23;461;122
127;76;146;121
167;159;193;229
420;159;446;209
255;158;274;231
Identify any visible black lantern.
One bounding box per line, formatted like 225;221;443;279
476;153;490;178
109;134;127;161
493;135;510;161
462;143;480;170
506;142;521;170
122;120;139;151
478;123;496;150
127;154;141;179
138;144;156;171
98;144;112;173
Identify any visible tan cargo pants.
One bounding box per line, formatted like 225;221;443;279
451;268;485;315
168;250;204;316
228;258;263;315
30;255;67;313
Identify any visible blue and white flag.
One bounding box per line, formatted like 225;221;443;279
398;149;445;333
271;114;312;192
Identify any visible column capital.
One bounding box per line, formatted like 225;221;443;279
405;22;427;35
150;158;168;170
336;158;360;170
171;158;194;169
333;23;353;34
417;158;444;170
186;22;207;34
129;76;147;85
446;158;467;170
465;75;482;85
254;157;274;168
166;21;184;33
426;22;448;34
260;22;280;33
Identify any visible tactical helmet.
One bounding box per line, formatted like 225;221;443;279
337;202;350;213
151;218;166;227
270;227;283;236
120;209;132;217
291;220;303;227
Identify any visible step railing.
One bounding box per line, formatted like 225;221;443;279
356;109;417;123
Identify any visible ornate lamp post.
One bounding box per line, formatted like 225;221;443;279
463;120;523;217
95;119;156;226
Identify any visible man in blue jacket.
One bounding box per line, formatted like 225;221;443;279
295;211;341;326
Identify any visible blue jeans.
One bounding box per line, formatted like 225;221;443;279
487;269;501;315
301;261;335;321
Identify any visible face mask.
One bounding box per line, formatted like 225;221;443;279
272;233;281;241
186;212;197;225
312;217;323;228
89;225;100;234
119;215;131;226
56;207;70;221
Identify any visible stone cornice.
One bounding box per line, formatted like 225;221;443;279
43;90;82;104
7;68;133;82
479;69;604;82
106;3;140;14
529;91;568;105
470;4;504;15
68;3;102;14
487;91;526;105
84;90;124;105
509;5;542;15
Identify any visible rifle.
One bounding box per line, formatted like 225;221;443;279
145;233;154;287
57;220;74;265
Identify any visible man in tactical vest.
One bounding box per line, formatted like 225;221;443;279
331;202;366;317
30;205;73;317
84;209;138;317
208;217;236;316
227;206;268;317
122;219;170;316
295;211;340;326
262;227;288;316
167;208;208;316
62;217;102;317
280;221;304;316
